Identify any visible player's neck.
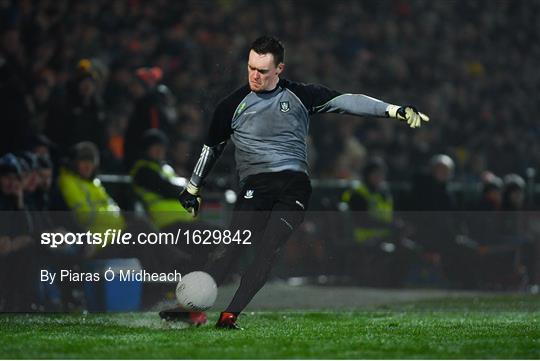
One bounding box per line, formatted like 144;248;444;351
258;77;280;93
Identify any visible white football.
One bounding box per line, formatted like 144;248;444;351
176;271;217;311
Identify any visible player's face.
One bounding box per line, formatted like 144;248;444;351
247;50;284;92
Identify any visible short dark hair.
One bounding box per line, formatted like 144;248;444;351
250;36;284;66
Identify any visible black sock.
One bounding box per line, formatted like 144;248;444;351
226;206;301;313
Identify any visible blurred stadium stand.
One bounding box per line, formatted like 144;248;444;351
1;0;539;181
1;0;539;310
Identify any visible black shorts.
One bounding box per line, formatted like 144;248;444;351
235;170;312;212
230;170;312;235
204;171;311;285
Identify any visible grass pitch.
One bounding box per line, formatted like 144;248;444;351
0;294;538;359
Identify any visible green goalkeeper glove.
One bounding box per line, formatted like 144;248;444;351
178;182;202;217
386;105;429;128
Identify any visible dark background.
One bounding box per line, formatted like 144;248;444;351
1;0;539;182
0;0;539;312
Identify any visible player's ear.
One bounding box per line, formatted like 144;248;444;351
276;62;284;75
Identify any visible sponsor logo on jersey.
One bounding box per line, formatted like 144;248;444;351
244;190;254;199
236;102;247;115
279;101;290;113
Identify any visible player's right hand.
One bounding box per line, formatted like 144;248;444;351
179;183;202;217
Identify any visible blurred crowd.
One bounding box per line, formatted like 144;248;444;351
314;155;538;290
1;0;540;181
1;0;539;310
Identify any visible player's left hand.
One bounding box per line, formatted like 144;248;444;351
386;105;429;128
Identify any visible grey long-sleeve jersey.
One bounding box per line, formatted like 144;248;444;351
189;78;390;187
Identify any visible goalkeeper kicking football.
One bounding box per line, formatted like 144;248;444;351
160;35;429;329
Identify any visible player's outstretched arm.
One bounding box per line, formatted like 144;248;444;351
287;81;429;128
314;92;430;128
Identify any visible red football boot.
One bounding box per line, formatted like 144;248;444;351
159;306;207;326
215;311;242;330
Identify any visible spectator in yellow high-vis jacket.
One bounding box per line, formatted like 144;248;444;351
57;141;125;237
130;130;213;271
53;141;192;306
130;129;193;231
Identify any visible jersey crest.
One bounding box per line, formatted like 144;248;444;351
279;101;290;113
